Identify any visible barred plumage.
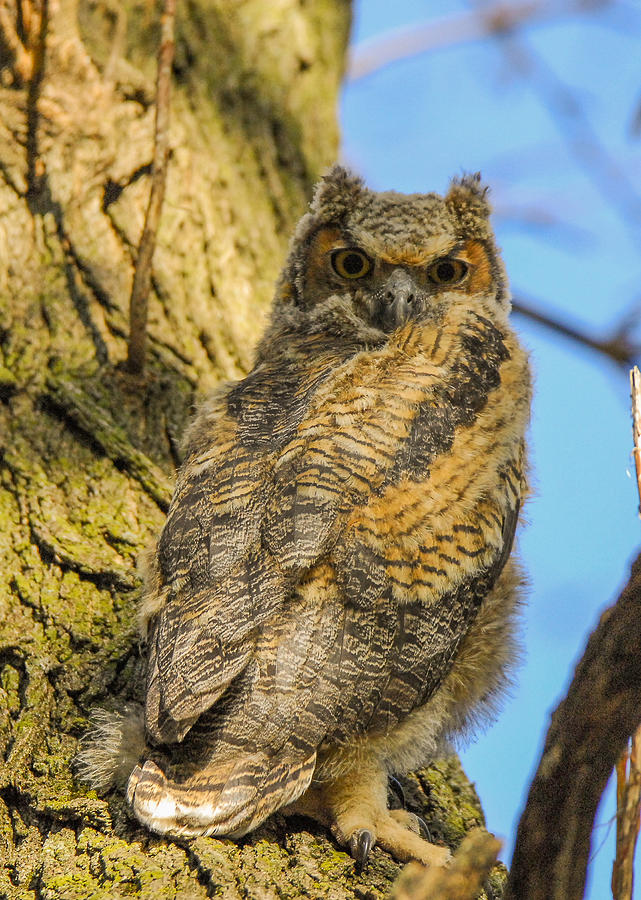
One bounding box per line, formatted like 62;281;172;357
82;166;531;868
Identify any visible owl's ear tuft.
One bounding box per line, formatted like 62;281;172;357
311;164;365;221
446;172;491;212
446;172;492;237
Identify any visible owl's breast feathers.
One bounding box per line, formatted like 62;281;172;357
146;310;529;761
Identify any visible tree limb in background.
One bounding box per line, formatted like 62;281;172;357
498;35;641;243
506;549;641;899
347;0;609;81
126;0;176;375
512;296;640;368
350;2;641;240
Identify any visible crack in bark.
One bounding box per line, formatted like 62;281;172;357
102;162;153;212
39;197;112;367
43;373;173;512
28;514;137;591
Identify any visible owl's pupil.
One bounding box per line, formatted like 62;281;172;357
343;253;364;275
437;262;455;281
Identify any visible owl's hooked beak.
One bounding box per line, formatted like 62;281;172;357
378;269;424;330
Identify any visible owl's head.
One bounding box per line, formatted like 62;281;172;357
270;165;510;343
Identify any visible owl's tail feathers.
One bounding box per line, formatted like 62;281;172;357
126;751;317;839
75;704;147;793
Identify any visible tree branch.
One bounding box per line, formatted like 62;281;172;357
610;368;641;900
512;296;640;368
347;0;609;82
507;549;641;899
126;0;176;375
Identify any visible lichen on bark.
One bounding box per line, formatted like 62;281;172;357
0;2;504;897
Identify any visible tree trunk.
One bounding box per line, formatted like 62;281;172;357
0;3;503;896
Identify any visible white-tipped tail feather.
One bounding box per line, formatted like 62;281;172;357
76;704;146;792
126;751;317;838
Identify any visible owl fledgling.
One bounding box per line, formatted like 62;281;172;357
80;167;530;868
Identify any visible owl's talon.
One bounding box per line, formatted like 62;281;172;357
349;828;374;872
388;775;406;809
415;814;432;842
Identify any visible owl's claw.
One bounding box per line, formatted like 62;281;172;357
388;775;406;809
349;828;374;872
387;778;430;839
415;813;432;841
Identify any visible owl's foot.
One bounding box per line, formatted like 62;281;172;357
284;761;451;869
335;805;451;868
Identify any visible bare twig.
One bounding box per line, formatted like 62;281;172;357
507;550;641;900
513;296;640;368
612;729;641;900
630;367;641;512
348;0;608;82
610;368;641;900
126;0;176;375
0;0;42;83
24;0;47;200
499;36;641;243
391;829;502;900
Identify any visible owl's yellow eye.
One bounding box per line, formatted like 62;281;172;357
330;248;372;279
427;258;468;285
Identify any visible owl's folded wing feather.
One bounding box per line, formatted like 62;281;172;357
145;353;342;745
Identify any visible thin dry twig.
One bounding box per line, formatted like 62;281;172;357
0;0;42;83
612;729;641;900
347;0;608;81
390;829;502;900
126;0;176;375
630;367;641;513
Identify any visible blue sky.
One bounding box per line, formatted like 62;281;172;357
341;3;641;896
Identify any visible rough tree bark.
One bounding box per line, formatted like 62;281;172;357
0;3;504;897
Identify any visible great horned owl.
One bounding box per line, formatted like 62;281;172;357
81;166;530;868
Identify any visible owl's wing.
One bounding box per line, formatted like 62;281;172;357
145;352;337;745
139;317;527;841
